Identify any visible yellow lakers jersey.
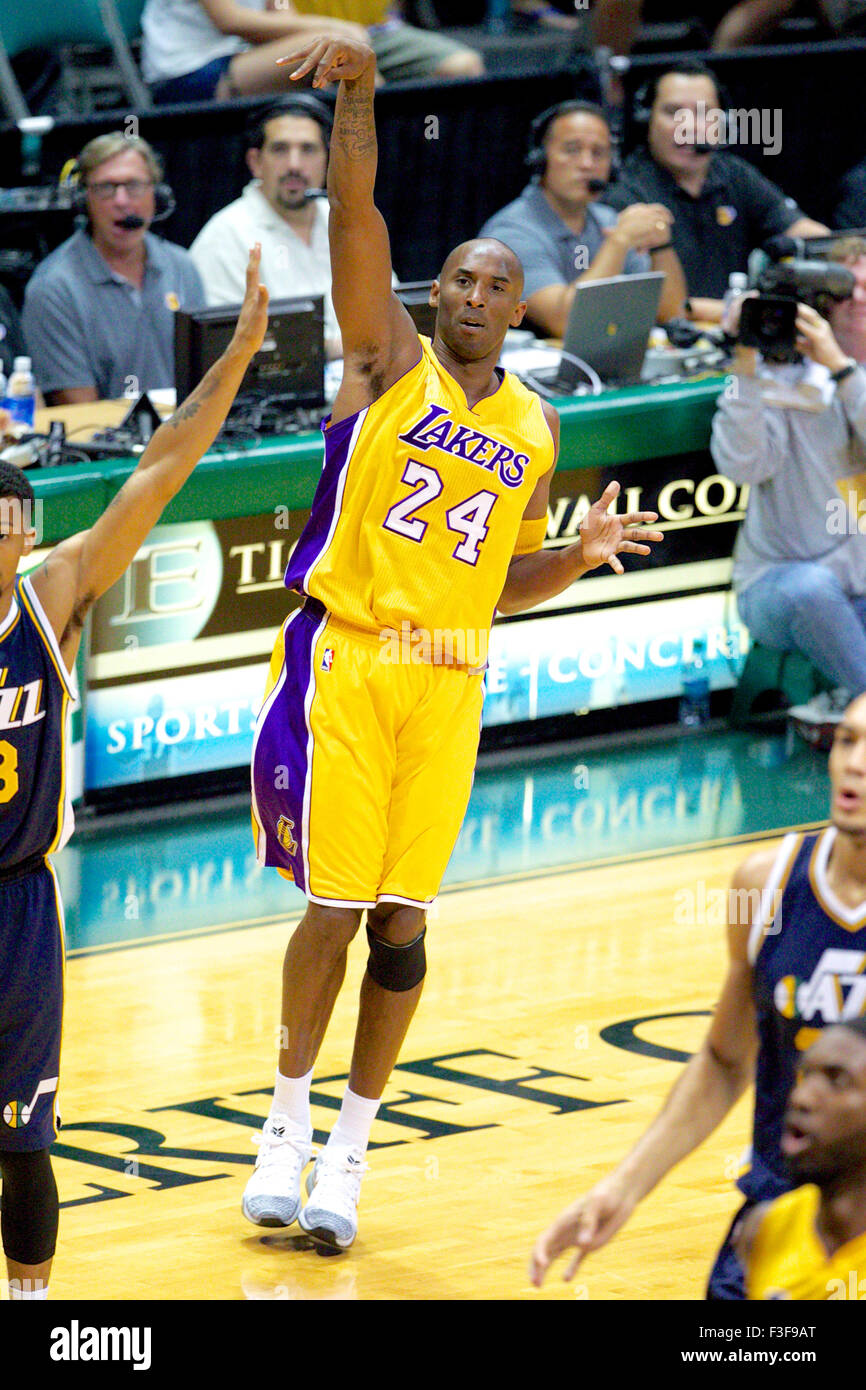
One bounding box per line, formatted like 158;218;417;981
284;337;555;652
747;1184;866;1299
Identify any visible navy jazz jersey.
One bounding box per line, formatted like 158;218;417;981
0;574;76;867
740;828;866;1203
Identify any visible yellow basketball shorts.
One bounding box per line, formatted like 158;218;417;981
251;601;484;908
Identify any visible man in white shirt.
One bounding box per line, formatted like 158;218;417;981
190;95;341;357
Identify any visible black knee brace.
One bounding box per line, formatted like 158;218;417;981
0;1148;59;1265
366;924;427;992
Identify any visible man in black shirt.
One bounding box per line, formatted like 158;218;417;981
835;155;866;231
606;61;828;320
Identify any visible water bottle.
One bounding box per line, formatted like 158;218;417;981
679;637;711;729
722;271;749;335
5;356;35;428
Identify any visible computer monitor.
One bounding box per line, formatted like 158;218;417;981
396;281;437;339
174;295;326;408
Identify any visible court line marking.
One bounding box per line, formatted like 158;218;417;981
66;819;828;960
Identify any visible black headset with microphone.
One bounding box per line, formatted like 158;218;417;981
525;99;621;192
60;155;176;227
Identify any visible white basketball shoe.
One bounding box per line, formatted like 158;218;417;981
241;1114;314;1228
298;1144;369;1249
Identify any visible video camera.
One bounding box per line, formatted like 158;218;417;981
737;232;863;363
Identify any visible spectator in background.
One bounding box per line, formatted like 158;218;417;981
479;100;686;338
605;61;829;321
22;134;204;406
141;0;483;103
835;155;866;231
590;0;866;63
0;284;27;380
712;0;866;45
190;98;342;358
710;237;866;698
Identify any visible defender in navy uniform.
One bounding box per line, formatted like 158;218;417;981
0;248;268;1299
530;691;866;1298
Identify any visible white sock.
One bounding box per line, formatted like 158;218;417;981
269;1068;313;1132
327;1087;381;1155
9;1281;48;1300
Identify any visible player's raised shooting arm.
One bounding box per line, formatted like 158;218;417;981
280;38;419;417
30;248;268;665
498;406;662;615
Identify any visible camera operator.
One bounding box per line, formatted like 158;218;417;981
710;236;866;697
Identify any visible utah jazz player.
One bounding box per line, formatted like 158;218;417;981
531;692;866;1298
0;249;267;1298
244;34;663;1250
736;1021;866;1300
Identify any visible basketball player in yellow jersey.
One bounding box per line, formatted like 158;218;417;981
243;34;664;1250
736;1022;866;1300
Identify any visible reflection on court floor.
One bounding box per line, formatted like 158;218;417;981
39;728;829;1299
56;728;826;955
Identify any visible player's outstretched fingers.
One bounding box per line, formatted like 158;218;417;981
592;479;620;513
277;38;334;82
278;36;372;87
245;242;262;288
620;511;660;530
529;1200;599;1287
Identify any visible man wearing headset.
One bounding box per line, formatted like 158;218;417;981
190;97;342;359
22;134;205;406
605;60;828;322
478;101;686;340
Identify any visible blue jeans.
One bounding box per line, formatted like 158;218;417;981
150;55;233;105
737;562;866;694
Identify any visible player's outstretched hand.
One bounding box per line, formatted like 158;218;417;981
529;1175;638;1287
230;244;269;358
277;35;375;88
579;480;663;576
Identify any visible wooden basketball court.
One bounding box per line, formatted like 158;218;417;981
41;834;786;1301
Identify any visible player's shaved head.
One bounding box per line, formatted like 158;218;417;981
431;237;528;363
439;239;524;299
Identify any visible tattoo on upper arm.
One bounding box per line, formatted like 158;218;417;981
336;81;376;161
166;370;222;430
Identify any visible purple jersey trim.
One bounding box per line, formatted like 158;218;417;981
283;408;367;597
251;606;327;891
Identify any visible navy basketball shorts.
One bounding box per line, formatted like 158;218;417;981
0;860;64;1152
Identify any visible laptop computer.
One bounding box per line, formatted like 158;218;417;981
551;271;665;391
